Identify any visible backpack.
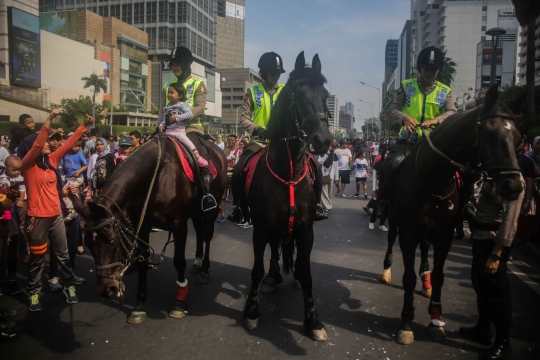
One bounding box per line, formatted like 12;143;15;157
91;153;115;190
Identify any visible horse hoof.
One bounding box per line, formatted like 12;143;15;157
169;309;187;319
244;317;259;330
198;272;210;284
309;328;328;342
422;287;432;298
190;264;203;275
127;311;146;325
396;330;415;345
260;283;275;293
292;280;302;289
427;324;446;341
379;269;391;283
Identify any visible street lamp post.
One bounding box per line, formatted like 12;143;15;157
359;81;381;119
486;27;506;87
235;105;243;135
359;99;374;139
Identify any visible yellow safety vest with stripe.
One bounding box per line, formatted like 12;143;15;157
249;83;284;129
398;78;451;141
164;77;204;127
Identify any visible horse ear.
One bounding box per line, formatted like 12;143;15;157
295;51;305;71
87;201;108;220
312;54;321;74
482;85;499;114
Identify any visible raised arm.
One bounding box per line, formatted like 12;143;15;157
50;114;93;166
21;109;60;170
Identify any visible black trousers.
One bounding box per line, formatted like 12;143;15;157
49;215;80;278
471;239;512;338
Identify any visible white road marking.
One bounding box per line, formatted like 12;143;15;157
508;262;540;296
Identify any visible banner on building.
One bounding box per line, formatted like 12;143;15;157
481;76;501;88
101;52;110;101
8;7;41;88
482;50;503;65
498;9;518;30
39;11;78;40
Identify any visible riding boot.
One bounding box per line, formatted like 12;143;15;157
201;174;217;213
314;162;328;221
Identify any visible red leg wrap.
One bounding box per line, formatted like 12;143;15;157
421;272;432;289
176;285;188;301
431;306;441;320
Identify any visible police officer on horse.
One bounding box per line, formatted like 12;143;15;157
377;46;457;217
161;46;217;212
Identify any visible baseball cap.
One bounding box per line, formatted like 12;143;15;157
48;128;64;139
119;138;132;147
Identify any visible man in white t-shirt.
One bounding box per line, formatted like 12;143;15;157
334;140;353;196
215;134;225;150
353;151;370;199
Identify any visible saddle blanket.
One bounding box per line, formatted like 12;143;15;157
166;135;217;182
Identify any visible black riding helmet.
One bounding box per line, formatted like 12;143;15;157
170;46;193;82
416;46;444;72
258;52;286;80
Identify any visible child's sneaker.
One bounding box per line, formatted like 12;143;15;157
379;225;389;232
7;281;22;295
197;157;208;167
28;294;43;312
49;277;62;292
64;209;78;222
368;222;375;230
63;286;78;304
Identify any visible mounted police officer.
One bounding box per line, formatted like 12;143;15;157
228;52;327;222
377;46;457;218
160;46;217;212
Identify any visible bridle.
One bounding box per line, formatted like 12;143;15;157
415;111;521;200
273;77;331;143
86;136;163;285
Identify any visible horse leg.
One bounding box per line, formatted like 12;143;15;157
170;221;189;319
260;241;283;293
198;216;215;284
127;225;152;324
419;240;432;298
380;215;397;283
396;231;418;345
243;227;268;330
427;231;453;341
190;216;204;275
296;228;327;342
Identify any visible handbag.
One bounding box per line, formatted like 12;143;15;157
322;162;333;185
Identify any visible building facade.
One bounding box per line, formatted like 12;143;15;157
214;67;261;132
408;0;515;95
382;39;398;100
216;0;244;68
326;94;339;134
517;15;540;85
338;113;353;132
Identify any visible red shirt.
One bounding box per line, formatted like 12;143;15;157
22;125;87;217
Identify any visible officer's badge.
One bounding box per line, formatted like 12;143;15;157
435;88;447;111
254;87;264;107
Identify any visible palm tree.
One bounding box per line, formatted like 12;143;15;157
81;72;107;122
437;51;457;87
512;0;540;132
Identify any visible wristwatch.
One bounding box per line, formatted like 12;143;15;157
490;253;501;262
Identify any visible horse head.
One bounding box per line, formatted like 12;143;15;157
477;85;523;200
266;51;333;154
79;200;128;299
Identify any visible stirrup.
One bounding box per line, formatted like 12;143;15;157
201;194;217;212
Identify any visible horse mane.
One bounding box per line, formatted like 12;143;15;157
265;66;327;140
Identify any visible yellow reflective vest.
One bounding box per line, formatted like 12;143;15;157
398;78;451;141
164;77;204;127
249;83;284;129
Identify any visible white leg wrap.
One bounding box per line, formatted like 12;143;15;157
194;258;202;266
176;280;188;287
420;271;431;277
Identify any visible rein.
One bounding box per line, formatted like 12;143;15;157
87;136;164;284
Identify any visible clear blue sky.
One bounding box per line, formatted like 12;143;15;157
244;0;409;131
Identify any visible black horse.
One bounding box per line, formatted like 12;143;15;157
242;52;333;341
74;136;227;324
380;85;523;345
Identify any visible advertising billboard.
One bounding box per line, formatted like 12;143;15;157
39;11;79;40
101;52;110;101
8;7;41;88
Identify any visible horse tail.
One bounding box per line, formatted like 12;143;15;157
281;238;295;275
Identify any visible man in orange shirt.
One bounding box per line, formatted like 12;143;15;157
18;109;94;311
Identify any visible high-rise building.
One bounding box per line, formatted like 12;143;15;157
408;0;515;95
517;14;540;85
40;0;219;114
398;20;412;84
382;39;398;100
326;94;339;133
338;113;353;132
216;0;244;68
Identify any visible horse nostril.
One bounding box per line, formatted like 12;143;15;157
106;286;118;298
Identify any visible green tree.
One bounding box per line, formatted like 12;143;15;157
81;72;107;121
437;51;457;87
361;117;380;139
380;89;397;137
348;128;358;139
50;96;105;129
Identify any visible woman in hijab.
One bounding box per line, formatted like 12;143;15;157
86;137;110;182
19;109;93;311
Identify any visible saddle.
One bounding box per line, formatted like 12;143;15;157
166;135;217;182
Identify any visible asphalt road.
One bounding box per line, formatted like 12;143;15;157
1;179;539;360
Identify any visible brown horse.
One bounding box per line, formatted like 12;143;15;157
74;135;227;324
242;52;333;341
